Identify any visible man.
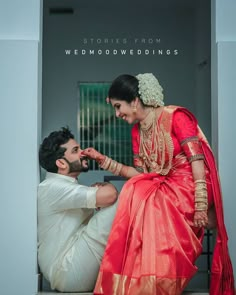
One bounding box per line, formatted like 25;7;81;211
38;127;118;292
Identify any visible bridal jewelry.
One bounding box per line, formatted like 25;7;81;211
139;108;173;175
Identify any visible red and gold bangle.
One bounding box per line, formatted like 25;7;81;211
181;137;204;163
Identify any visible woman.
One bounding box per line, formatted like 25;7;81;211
82;73;235;295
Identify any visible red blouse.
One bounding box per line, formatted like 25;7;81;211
132;108;200;158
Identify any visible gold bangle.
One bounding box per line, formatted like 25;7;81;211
194;179;208;211
114;163;123;175
194;179;206;184
109;160;118;173
100;156;112;170
195;202;208;211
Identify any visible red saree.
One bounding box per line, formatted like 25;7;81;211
94;106;235;295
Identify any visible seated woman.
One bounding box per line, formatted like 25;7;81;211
83;73;235;295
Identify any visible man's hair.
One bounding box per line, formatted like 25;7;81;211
39;127;74;173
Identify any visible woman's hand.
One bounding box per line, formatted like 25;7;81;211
82;148;106;164
194;210;208;228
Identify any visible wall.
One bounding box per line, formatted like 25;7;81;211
195;1;211;141
0;1;42;295
211;0;236;275
42;1;211;141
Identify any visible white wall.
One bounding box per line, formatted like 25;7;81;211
211;0;236;275
0;1;42;295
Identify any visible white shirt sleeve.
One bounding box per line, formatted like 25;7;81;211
40;180;98;210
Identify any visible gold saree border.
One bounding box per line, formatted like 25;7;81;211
94;271;190;295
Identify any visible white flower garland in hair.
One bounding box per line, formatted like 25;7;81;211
136;73;164;107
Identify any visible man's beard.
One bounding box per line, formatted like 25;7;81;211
63;157;89;173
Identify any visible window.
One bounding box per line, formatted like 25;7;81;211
78;82;133;170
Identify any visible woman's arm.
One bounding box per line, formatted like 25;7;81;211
191;160;208;227
82;148;140;179
173;109;208;228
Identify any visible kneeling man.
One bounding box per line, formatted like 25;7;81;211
38;127;118;292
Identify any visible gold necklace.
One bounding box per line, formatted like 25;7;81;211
140;108;155;131
139;107;174;175
139;108;157;166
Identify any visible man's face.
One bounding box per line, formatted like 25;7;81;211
60;139;89;174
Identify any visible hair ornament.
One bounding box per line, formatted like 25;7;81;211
136;73;164;107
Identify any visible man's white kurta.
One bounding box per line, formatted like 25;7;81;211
38;172;116;292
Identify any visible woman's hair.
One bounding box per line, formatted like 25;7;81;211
108;74;140;103
108;73;164;107
39;127;74;173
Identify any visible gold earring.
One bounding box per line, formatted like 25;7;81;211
132;106;137;113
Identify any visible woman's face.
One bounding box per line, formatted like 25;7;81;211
110;98;137;124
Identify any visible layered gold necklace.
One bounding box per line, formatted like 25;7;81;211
139;107;173;175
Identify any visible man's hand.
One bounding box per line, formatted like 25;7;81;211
82;148;105;164
94;182;118;208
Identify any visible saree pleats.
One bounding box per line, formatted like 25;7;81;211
94;156;204;295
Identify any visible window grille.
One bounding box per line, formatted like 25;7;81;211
78;82;133;170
